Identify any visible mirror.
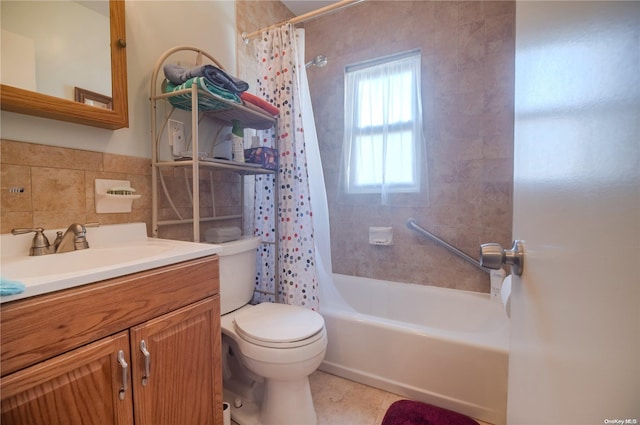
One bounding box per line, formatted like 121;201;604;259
0;0;128;130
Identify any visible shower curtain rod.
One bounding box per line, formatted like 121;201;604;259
241;0;365;42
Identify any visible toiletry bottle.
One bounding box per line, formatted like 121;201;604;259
231;120;245;163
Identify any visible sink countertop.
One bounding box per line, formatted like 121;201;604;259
1;223;221;303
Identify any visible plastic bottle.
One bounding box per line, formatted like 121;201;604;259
231;120;245;162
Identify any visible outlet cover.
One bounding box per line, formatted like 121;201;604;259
168;119;186;156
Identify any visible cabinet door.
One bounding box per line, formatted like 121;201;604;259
0;331;133;425
130;297;222;425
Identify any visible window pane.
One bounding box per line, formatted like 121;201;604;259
357;79;379;127
385;131;414;185
352;131;415;187
388;72;413;124
357;71;414;128
353;134;383;186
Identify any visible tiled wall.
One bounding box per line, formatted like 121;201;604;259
304;1;515;292
0;142;244;242
1;139;152;234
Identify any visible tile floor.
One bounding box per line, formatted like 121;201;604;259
232;370;493;425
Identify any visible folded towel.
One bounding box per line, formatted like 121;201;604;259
202;65;249;93
1;278;25;296
164;77;241;112
204;226;242;243
240;92;280;116
164;63;249;93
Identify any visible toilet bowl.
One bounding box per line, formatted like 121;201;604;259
214;236;327;425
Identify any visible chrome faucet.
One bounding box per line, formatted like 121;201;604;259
11;222;100;256
56;223;89;253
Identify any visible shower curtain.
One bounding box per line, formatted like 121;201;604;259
251;24;328;310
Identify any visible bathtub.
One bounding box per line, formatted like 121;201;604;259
318;274;509;425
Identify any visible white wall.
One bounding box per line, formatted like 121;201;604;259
1;30;37;92
0;0;237;159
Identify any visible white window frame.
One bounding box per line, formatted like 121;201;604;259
343;50;423;196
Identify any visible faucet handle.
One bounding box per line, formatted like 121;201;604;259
80;222;100;236
11;227;53;256
74;222;100;250
53;231;64;250
11;227;45;236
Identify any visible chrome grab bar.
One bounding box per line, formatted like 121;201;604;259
406;218;489;273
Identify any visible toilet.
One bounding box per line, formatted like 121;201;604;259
216;236;327;425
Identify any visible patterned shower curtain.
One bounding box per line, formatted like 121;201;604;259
252;24;319;310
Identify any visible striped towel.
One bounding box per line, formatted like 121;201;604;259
1;278;25;296
164;77;241;112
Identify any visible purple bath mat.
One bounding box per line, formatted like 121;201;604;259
381;400;479;425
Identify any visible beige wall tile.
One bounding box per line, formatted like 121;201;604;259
128;173;151;211
1;164;32;212
31;167;86;212
1;139;102;171
1;211;33;234
103;153;151;175
32;210;88;230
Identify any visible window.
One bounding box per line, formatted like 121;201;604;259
342;50;424;202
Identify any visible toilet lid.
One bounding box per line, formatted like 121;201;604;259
233;303;325;344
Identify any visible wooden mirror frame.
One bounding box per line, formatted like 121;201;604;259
0;0;128;130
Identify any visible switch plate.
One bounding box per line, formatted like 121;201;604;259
168;120;186;156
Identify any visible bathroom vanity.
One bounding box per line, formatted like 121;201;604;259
0;224;223;425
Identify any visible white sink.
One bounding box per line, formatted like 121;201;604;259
1;223;221;303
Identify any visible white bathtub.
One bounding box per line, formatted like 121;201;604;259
319;273;509;425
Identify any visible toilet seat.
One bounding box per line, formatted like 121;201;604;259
234;303;325;349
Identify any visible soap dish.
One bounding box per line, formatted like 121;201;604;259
95;179;141;213
106;186;139;196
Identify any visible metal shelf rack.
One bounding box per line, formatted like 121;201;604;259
150;47;280;303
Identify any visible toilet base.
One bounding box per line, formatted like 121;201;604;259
224;387;261;425
261;377;317;425
224;377;317;425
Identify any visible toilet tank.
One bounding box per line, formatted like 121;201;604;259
217;236;262;314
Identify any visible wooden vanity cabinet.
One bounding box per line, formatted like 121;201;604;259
131;298;219;424
0;255;222;425
1;331;134;425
